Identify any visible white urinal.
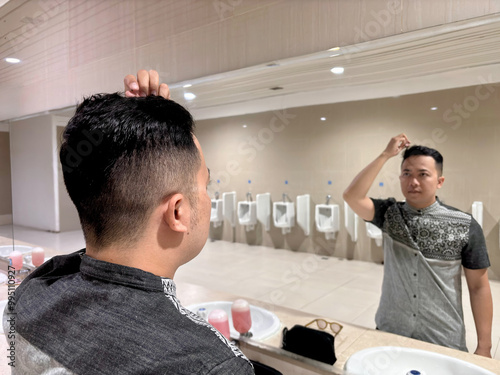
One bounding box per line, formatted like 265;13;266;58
210;199;223;228
365;222;383;246
273;201;295;235
238;201;257;231
315;204;339;240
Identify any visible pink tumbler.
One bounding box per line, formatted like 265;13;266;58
31;247;45;267
231;299;252;334
9;250;23;270
208;309;231;340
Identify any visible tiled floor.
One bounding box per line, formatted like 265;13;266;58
2;225;499;360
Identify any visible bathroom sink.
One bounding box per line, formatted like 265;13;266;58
187;301;281;341
344;346;495;375
0;245;33;257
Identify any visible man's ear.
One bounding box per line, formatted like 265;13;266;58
163;194;188;233
437;176;445;189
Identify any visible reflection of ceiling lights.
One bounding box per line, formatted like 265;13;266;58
184;92;196;100
328;47;340;51
330;67;344;75
320;117;326;121
5;57;21;64
430;107;438;110
183;83;192;88
242;124;247;128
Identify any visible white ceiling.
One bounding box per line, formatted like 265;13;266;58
1;1;500;122
172;14;500;119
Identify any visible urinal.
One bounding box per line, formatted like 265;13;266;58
315;204;339;240
238;201;257;231
273;200;295;235
365;222;383;246
210;199;223;228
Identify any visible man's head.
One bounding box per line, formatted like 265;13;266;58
60;93;203;250
400;145;445;209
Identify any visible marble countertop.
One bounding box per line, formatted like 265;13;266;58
175;281;500;374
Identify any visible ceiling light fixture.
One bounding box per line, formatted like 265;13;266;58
330;67;344;75
184;92;196;100
5;57;21;64
328;47;340;52
320;117;326;121
242;124;247;128
183;84;192;88
430;107;438;111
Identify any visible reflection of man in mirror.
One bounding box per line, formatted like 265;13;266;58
344;134;493;357
9;70;254;374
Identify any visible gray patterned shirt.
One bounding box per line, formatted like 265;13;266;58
6;251;254;374
371;198;490;351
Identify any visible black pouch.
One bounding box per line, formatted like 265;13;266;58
281;325;337;365
250;360;283;375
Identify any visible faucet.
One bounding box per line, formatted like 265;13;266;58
326;195;331;205
246;192;253;202
215;191;220;200
282;193;290;202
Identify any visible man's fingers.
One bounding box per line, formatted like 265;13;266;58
137;69;150;97
158;83;170;99
124;70;168;98
149;70;160;96
124;74;140;95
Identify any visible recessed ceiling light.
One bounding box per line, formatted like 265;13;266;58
184;92;196;100
328;47;340;52
5;57;21;64
183;84;192;88
242;124;247;128
330;67;344;75
430;107;438;111
320;117;326;121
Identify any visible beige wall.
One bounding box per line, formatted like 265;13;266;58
196;83;500;280
0;131;12;216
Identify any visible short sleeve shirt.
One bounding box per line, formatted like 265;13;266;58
370;198;490;351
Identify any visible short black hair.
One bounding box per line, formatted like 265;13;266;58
60;93;200;249
402;145;443;175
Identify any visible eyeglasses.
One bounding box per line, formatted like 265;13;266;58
305;319;343;337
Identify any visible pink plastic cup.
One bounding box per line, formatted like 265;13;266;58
231;299;252;334
9;250;23;270
208;309;231;340
31;247;45;267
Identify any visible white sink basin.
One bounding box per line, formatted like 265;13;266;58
187;301;281;341
0;245;33;257
344;346;495;375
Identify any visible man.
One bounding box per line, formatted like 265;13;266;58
8;70;254;374
343;133;493;357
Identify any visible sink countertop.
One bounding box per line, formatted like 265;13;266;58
0;235;498;373
175;281;500;374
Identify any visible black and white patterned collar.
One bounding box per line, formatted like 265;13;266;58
403;197;441;215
